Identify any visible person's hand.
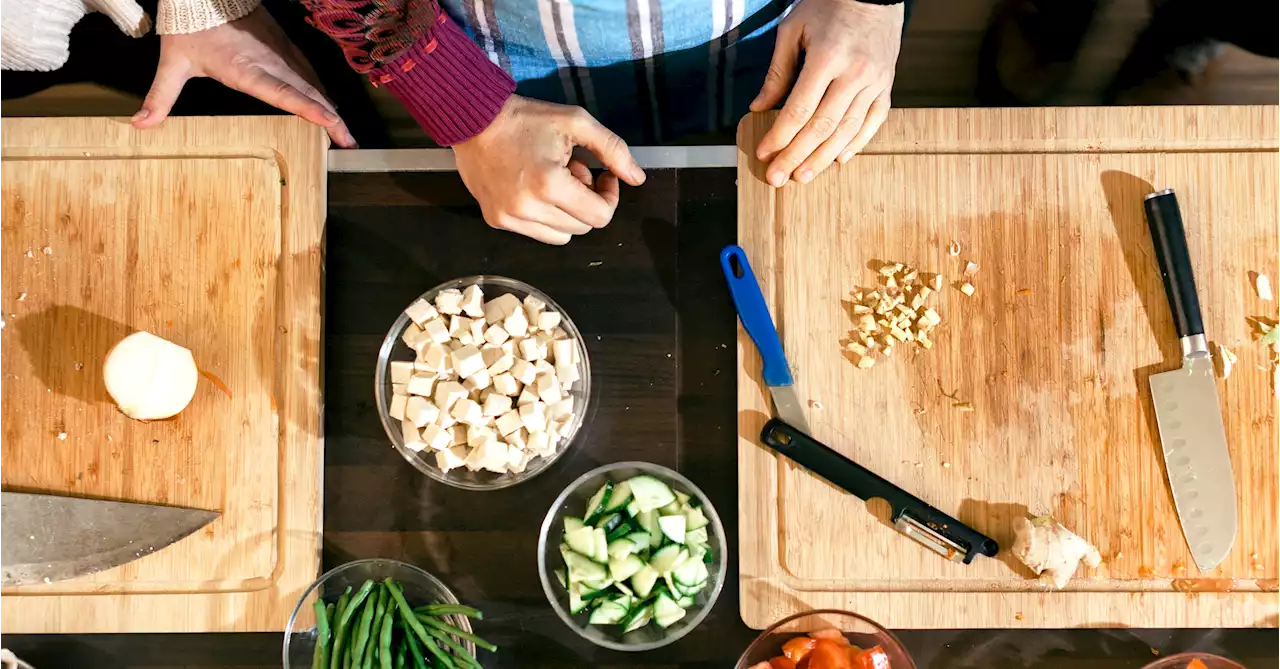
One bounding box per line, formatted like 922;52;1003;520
453;96;646;245
132;7;356;148
751;0;904;186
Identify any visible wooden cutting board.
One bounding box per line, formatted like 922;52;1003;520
0;117;325;632
737;106;1279;629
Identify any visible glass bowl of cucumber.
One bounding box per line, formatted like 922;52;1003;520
536;461;727;651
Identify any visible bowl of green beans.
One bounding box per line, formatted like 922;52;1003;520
283;558;495;669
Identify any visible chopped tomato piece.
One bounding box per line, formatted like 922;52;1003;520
1185;661;1209;669
782;637;817;663
749;663;773;669
806;639;854;669
770;657;798;669
809;629;851;646
852;645;891;669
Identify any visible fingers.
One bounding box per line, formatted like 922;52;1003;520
838;91;891;163
133;56;191;128
491;214;573;246
594;172;621;210
566;111;645;186
229;65;341;129
567;159;593;186
765;77;863;185
750;25;801;113
549;170;616;229
755;62;835;170
793;86;877;182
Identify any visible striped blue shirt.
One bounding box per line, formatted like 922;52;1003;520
440;0;795;143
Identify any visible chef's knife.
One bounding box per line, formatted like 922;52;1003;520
760;419;999;564
720;245;812;435
1;491;220;586
1143;188;1237;572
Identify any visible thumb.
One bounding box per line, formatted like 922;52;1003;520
567;110;645;187
751;30;800;112
133;57;190;128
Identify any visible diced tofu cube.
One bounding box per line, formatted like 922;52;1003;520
522;294;546;321
435;407;458;429
433;380;467;411
533;359;554;375
422;423;451;451
495;410;524;436
500;340;516;356
407;373;435;397
389;394;408;421
472;439;510;474
484;324;510;346
510;358;537;385
423;318;451;344
491;372;520;396
556;362;580;387
484;293;522;324
470;318;487;344
487;353;515;376
504;309;529;338
463;444;485;472
461;285;485;318
552;339;575;365
517;337;544;361
467;424;496;448
517;387;538;406
401;323;425;348
405;396;440;427
552;327;569;341
401;420;425;452
535;372;562;404
537;311;562;332
435;445;466;472
481;347;505;368
527;430;550;456
506;445;526;470
450;398;484;426
548;398;574;422
392;383;407;396
420;343;450;373
435;288;463;315
449;425;468;446
463;369;491;392
504;428;528;451
482;392;512;417
390;360;415;384
405;298;439;326
451;345;485;379
448;315;472;339
519;401;547;433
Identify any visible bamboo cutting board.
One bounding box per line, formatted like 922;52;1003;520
737;106;1279;629
0;117;325;632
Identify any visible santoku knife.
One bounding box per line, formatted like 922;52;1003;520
720;245;812;435
1;491;220;586
1143;188;1237;572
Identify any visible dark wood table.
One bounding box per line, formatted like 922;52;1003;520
6;169;1277;669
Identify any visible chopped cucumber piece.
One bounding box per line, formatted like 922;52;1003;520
650;545;687;574
625;499;641;517
614;581;634;597
671;558;703;587
659;501;683;516
636;510;664;548
565;526;597;559
627;475;676;513
685;507;709;531
688;543;707;563
625;531;651;548
606;522;633;542
564;550;608;582
653;594;687;628
588;602;628;625
658;514;687;544
630;564;659;598
676;595;695;608
584;482;613;524
684;527;709;547
674;490;691;505
607;538;636;560
594;528;608;563
554;568;568;588
680;580;707;595
609;554;645;582
565;516;586;534
598;512;625;534
604;481;632;512
663;572;679;598
582;583;617;601
621;605;653;633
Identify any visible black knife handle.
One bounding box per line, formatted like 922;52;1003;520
760;419;999;563
1144;189;1204;339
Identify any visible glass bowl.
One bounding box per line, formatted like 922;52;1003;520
536;462;728;652
736;609;915;669
1142;653;1247;669
282;559;474;669
375;275;592;490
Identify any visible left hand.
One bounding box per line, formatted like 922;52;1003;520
751;0;904;187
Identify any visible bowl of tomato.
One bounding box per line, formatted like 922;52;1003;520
736;609;914;669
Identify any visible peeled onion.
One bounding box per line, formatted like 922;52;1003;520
103;331;199;420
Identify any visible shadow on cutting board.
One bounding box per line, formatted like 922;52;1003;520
15;304;127;406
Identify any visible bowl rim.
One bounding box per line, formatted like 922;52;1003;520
734;608;916;669
536;461;729;652
374;275;592;490
1140;652;1247;669
282;558;473;669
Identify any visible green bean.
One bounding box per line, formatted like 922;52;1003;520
403;627;429;669
393;640;406;669
331;582;371;669
385;580;454;669
351;585;380;669
312;600;332;669
416;615;497;653
413;621;479;669
362;588;388;669
412;605;483;620
378;609;395;669
330;589;351;669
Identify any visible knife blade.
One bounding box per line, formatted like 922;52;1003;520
1;491;220;586
720;245;811;435
1143;188;1237;572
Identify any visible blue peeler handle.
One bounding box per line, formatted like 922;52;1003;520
720;245;794;388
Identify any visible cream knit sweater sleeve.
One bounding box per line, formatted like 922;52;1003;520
156;0;259;34
1;0;150;71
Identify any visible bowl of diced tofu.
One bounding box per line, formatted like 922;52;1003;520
375;276;590;489
537;462;727;651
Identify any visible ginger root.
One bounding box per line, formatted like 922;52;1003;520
1012;515;1102;589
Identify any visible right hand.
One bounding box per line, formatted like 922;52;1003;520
132;6;357;148
453;96;646;245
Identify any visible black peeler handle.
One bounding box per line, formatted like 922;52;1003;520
760;419;999;564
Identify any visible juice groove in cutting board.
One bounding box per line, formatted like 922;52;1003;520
0;117;325;633
736;106;1279;629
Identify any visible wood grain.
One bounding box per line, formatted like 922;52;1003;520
737;106;1280;629
0;117;326;632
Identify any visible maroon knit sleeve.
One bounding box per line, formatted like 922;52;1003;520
300;0;515;145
